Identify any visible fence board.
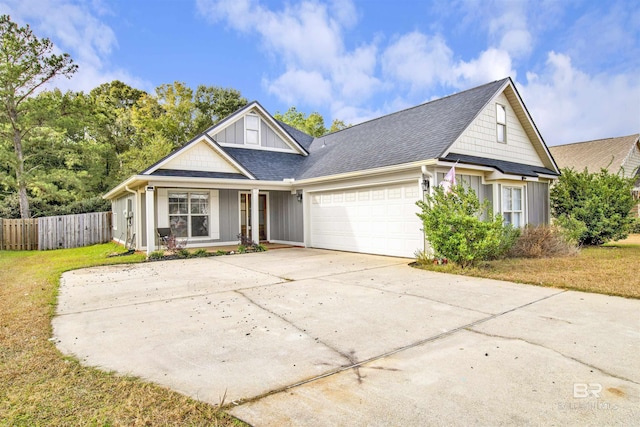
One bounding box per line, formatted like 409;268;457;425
0;212;112;251
1;218;38;250
38;212;112;250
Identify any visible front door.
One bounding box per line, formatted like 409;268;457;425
240;193;267;241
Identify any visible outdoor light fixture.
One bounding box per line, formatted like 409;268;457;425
296;191;303;202
421;177;430;192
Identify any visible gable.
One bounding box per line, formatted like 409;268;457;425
159;139;240;174
448;90;545;167
208;105;306;154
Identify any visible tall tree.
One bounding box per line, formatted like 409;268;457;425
194;85;247;132
274;107;350;137
0;15;77;218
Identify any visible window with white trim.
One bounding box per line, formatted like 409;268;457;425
168;192;209;237
496;104;506;143
502;186;524;227
245;114;260;145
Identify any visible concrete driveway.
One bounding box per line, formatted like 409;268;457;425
53;248;639;426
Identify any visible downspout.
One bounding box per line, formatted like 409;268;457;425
420;166;434;256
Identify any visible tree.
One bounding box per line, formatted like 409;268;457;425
416;183;517;267
275;107;350;137
194;85;247;132
551;167;637;245
0;15;77;218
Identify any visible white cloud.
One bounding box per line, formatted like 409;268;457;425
519;52;640;145
454;48;515;87
197;0;380;120
265;69;332;106
381;32;454;91
0;0;151;93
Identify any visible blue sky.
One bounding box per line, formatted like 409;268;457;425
1;0;638;145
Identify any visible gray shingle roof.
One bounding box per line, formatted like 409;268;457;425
276;120;315;150
296;78;509;179
223;147;305;181
443;153;558;177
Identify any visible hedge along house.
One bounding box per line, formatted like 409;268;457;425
104;77;560;258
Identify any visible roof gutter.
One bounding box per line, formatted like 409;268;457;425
296;160;438;185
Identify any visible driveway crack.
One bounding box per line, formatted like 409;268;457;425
465;328;640;385
233;289;356;367
233;288;570;405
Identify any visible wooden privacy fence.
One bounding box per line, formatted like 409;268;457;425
0;218;38;250
0;212;112;251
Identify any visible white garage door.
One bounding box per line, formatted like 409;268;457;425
309;183;424;258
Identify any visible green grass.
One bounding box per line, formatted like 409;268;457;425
415;235;640;299
0;243;246;426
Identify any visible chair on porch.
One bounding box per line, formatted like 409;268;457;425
157;227;172;247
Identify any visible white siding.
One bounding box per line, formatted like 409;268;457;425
450;92;544;166
161;141;239;173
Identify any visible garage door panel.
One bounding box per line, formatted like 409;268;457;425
309;184;423;258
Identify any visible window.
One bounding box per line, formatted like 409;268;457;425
245;114;260;145
496;104;506;143
502;186;524;227
168;192;209;237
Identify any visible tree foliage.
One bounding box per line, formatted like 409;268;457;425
0;15;77;218
416;183;518;267
551;167;637;245
274;106;348;137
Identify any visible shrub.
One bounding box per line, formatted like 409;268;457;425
551;168;636;245
192;248;209;257
149;250;164;260
416;183;518;268
176;248;191;258
508;225;578;258
629;218;640;234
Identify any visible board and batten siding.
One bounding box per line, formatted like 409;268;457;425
213;118;245;144
436;173;493;208
219;189;239;241
450;92;544;167
111;194;134;244
269;191;304;243
526;181;550;226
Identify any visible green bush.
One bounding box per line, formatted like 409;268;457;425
192;248;209;257
149;250;164;260
551;168;636;245
629;217;640;234
176;248;190;258
416;183;518;268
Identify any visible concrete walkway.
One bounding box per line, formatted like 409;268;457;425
53;248;640;426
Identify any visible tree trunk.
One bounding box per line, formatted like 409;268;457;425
10;106;30;219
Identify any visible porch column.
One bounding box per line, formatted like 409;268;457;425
251;187;260;244
146;186;156;256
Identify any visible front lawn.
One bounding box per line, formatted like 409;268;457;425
0;243;245;426
415;235;640;299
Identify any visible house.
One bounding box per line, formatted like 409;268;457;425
549;134;640;217
104;77;560;258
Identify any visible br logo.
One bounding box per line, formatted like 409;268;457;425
574;383;602;398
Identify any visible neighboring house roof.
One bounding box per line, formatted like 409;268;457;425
297;79;510;180
549;134;640;178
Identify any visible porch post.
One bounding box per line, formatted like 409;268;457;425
251;187;260;244
146;186;156;256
